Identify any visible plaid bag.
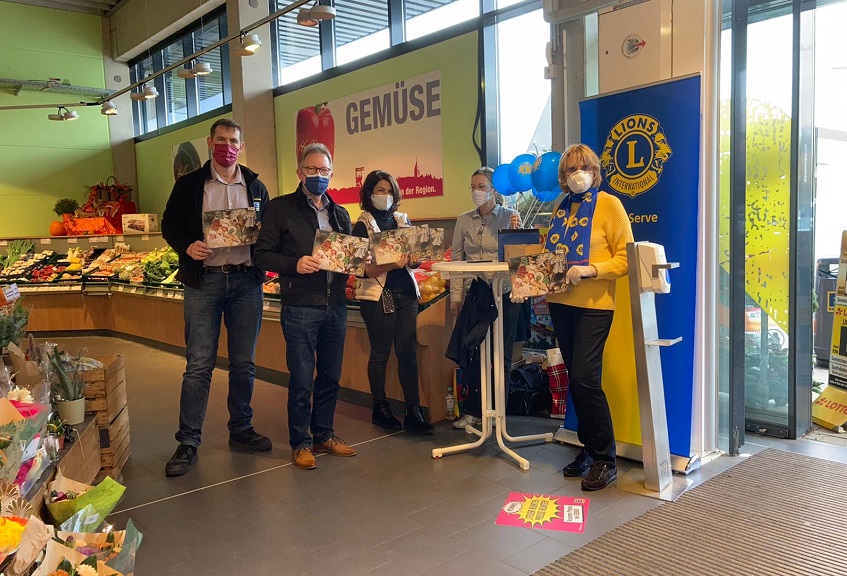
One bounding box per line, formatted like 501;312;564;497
547;347;569;419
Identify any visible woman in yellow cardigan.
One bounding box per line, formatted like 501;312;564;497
546;143;633;492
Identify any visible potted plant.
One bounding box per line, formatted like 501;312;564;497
49;348;86;425
53;198;79;217
46;415;69;449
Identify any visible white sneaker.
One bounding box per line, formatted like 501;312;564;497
452;415;481;429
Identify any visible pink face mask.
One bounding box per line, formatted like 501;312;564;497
213;143;240;167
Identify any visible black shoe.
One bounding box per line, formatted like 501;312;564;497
581;461;617;491
404;406;434;435
372;402;402;431
165;444;197;477
229;428;272;452
562;451;593;477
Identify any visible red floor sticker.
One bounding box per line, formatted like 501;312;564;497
495;492;590;532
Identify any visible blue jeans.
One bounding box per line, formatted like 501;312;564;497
281;304;347;450
176;269;263;447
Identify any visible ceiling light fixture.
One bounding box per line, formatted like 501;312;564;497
297;7;318;26
130;84;159;101
297;1;336;26
237;33;262;56
177;64;197;79
192;61;213;76
48;106;79;121
101;101;117;115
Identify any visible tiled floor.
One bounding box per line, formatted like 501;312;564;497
47;335;847;575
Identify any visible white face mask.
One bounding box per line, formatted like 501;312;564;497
372;194;393;211
472;190;491;206
566;170;593;194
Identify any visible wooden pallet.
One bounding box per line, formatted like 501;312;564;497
99;406;130;468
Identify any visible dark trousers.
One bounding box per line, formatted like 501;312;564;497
281;304;347;450
177;269;263;447
548;303;616;463
463;293;521;417
360;291;420;408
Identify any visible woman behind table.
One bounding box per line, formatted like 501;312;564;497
450;167;521;429
352;170;434;435
546;143;633;492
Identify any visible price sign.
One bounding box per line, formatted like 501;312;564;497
0;240;8;246
40;238;52;245
116;235;124;242
67;238;78;244
141;235;150;241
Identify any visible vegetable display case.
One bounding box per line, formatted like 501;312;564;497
2;234;454;419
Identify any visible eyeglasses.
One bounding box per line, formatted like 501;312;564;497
469;185;491;192
301;166;331;177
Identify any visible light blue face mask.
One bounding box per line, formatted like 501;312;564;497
305;175;330;197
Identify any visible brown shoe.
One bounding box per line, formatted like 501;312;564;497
313;436;356;457
292;447;317;470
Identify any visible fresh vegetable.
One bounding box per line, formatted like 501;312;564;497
2;240;34;269
141;247;179;284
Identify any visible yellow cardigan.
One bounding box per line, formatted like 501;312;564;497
546;191;634;311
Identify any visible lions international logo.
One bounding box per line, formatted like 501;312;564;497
600;114;672;197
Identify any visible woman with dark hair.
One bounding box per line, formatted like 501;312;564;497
351;170;434;435
545;143;633;491
449;167;521;429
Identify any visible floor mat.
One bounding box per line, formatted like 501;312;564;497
534;449;847;576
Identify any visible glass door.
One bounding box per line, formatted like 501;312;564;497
719;0;814;450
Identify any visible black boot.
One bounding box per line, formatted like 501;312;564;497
404;406;434;435
372;402;402;430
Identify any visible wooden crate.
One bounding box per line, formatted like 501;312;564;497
86;377;127;426
99;406;130;468
83;355;128;426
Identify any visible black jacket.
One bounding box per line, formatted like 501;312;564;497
254;185;352;306
446;279;498;369
161;161;270;289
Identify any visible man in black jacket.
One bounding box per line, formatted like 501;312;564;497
254;143;357;470
161;118;272;477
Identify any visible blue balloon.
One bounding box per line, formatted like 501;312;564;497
508;154;536;192
530;151;562;193
533;187;560;203
492;164;516;195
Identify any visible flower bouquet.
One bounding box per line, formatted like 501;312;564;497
31;539;122;576
0;481;34;572
45;470;126;530
55;518;142;573
312;231;369;276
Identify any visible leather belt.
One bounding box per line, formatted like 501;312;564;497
205;264;251;273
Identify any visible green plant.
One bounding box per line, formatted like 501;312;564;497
53;198;79;217
46;415;68;436
0;300;30;350
49;348;85;401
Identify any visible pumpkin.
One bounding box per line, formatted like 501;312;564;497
49;221;66;236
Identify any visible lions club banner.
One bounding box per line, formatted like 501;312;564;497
571;75;701;458
294;71;443;205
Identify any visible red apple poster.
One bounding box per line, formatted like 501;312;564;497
495;492;590;533
295;71;443;204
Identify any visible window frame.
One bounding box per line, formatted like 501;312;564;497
128;6;231;139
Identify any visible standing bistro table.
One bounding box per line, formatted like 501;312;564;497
432;261;553;470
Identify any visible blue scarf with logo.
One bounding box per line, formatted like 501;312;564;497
544;188;598;266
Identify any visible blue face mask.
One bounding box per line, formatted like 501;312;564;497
305;175;330;197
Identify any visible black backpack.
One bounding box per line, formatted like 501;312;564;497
506;363;552;416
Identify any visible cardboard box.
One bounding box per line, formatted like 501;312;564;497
122;213;159;234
